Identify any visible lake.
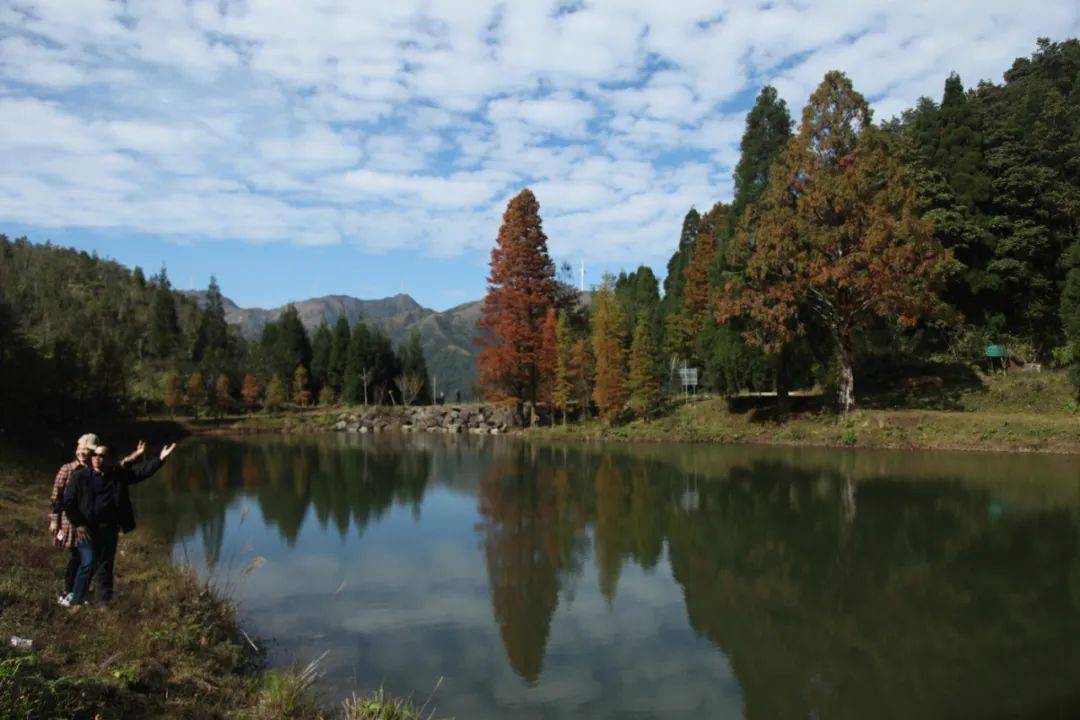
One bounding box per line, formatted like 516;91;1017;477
136;433;1080;719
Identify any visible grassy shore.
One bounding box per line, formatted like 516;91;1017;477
164;371;1079;455
531;371;1080;454
0;428;434;720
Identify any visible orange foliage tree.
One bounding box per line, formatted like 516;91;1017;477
537;307;558;406
590;278;628;422
241;373;261;411
717;71;952;415
666;203;726;364
477;189;557;403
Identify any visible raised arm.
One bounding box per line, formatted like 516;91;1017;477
119;441;146;468
122;443;177;486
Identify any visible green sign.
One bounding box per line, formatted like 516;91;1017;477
985;344;1008;358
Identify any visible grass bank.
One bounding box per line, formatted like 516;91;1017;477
530;371;1080;454
0;429;438;719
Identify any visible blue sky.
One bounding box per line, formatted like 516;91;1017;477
2;1;1078;311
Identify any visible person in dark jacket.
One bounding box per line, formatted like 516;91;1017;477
61;441;177;606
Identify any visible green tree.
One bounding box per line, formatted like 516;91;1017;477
1061;240;1080;399
661;208;700;321
328;317;350;394
265;375;286;411
260;304;312;381
730;85;794;228
150;265;181;358
191;276;231;375
614;266;661;361
311;322;332;392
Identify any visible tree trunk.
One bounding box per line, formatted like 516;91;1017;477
775;345;791;413
836;339;855;416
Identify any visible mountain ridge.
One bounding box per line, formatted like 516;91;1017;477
183;290;482;399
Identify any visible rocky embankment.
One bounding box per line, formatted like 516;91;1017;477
333;404;526;435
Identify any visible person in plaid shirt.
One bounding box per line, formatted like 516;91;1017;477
49;433;143;602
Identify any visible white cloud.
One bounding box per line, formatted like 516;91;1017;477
0;0;1077;266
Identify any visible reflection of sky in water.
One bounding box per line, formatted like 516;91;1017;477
143;435;1080;720
169;484;741;718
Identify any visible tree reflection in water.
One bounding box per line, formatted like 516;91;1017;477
140;436;1080;719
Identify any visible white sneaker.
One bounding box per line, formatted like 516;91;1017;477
58;593;75;608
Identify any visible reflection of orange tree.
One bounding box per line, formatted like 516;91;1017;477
476;443;588;683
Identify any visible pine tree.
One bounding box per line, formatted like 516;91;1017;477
628;315;660;419
328;317;350;393
591;278;628;422
265;375;286;411
552;311;574;425
477;188;557;403
214;373;231;416
292;365;311;406
311;322;333;393
662;208;700;320
192;276;230;373
150;265;181;358
731;86;794;228
241;372;261;410
186;371;207;417
162;371;181;417
718;71;952;415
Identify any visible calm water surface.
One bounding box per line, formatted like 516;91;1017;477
136;434;1080;719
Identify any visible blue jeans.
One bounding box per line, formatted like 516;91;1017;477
71;525;118;603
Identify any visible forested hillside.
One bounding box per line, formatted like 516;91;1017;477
0;236;444;431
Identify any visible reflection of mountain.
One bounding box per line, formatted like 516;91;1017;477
144;435;432;559
138;438;1080;717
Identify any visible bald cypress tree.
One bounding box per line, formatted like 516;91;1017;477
477;189;557;403
718;71;952;415
591;278;628;423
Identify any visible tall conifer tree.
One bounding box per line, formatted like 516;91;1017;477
591;279;628;422
628;315;660;419
477;189;557;403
